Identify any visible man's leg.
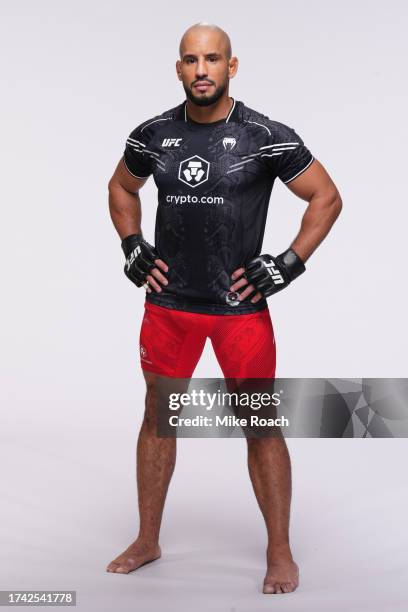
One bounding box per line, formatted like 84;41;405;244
211;308;298;593
107;303;207;574
106;371;176;573
247;436;298;594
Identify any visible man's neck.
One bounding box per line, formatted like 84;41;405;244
185;95;234;123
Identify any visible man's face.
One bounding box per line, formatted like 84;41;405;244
176;30;237;107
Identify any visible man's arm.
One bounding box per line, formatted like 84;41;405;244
285;158;342;262
230;159;342;302
108;158;147;239
108;158;168;292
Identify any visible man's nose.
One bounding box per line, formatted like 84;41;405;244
195;58;208;78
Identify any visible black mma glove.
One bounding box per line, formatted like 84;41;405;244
121;234;159;287
244;248;305;298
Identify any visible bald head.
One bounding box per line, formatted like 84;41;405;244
176;23;238;108
179;22;232;60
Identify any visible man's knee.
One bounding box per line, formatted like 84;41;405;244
246;434;286;450
142;371;190;432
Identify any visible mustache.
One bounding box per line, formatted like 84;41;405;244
191;79;215;86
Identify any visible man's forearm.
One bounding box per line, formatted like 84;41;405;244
109;183;143;240
290;192;342;262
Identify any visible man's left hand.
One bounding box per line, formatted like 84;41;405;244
230;267;263;303
230;249;306;303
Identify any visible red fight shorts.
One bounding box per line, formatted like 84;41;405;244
139;302;276;378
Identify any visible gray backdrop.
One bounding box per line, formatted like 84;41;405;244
1;0;407;610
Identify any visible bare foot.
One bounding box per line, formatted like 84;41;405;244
106;539;161;574
263;547;299;594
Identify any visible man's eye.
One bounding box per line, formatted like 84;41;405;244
208;57;217;62
185;58;195;64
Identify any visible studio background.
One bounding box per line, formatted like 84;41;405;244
1;1;407;610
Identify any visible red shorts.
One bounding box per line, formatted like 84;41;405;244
139;302;276;378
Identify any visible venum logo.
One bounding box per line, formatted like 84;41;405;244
178;155;210;188
223;137;236;151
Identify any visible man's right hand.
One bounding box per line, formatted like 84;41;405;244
121;234;169;293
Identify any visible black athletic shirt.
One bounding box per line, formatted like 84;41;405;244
123;100;314;315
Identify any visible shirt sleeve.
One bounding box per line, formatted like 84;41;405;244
262;122;314;183
123;124;154;179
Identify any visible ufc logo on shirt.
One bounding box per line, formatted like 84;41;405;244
162;138;182;147
264;260;284;284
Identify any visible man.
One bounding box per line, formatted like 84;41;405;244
107;22;342;595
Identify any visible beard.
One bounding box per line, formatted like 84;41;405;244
183;79;228;107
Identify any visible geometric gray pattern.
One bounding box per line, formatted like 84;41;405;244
156;378;408;438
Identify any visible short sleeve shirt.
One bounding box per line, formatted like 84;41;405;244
123;100;315;314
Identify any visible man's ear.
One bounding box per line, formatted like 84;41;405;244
176;60;182;81
229;56;239;79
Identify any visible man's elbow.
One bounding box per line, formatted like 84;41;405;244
108;176;127;206
108;176;118;194
108;177;123;216
328;189;343;222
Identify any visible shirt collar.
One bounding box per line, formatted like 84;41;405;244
175;98;240;124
